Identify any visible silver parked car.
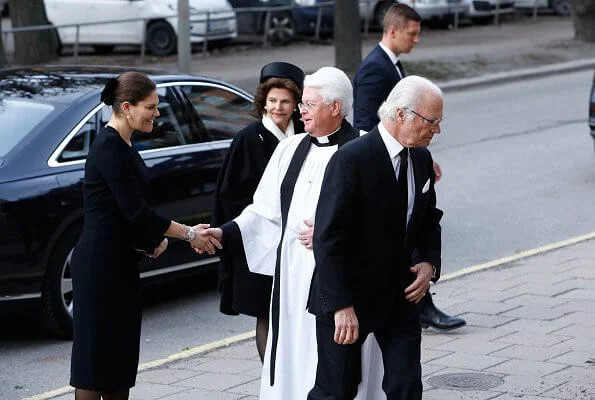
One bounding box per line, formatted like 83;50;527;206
359;0;467;27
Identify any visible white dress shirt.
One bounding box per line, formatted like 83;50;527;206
378;122;415;225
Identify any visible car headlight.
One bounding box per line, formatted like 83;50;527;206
295;0;317;5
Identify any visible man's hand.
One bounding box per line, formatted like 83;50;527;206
405;262;434;303
334;306;359;345
433;161;442;183
297;219;314;250
150;238;168;258
190;225;222;255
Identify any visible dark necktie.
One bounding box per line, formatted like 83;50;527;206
396;148;408;238
395;60;404;79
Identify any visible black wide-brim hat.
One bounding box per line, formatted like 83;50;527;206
259;62;305;91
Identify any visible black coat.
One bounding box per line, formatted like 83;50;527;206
70;126;170;391
213;119;304;317
307;128;442;332
353;44;403;132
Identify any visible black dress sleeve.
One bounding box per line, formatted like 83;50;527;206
96;133;171;248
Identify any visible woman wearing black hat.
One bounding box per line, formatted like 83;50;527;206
213;62;305;362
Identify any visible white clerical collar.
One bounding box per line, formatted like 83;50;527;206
262;115;295;142
309;125;341;146
378;121;405;161
378;42;399;65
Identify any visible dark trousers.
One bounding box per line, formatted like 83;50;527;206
307;300;422;400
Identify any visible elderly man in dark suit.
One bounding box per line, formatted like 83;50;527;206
308;76;446;400
353;3;465;331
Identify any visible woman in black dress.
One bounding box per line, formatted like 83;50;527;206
70;72;220;400
213;62;305;362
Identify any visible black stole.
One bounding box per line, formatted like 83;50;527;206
268;121;359;385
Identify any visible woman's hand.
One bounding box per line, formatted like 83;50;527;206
190;225;222;255
150;238;168;258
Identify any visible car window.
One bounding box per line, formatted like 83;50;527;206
180;84;256;141
58;114;96;162
0;100;54;157
98;87;208;150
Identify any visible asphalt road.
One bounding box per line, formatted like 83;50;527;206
1;70;594;400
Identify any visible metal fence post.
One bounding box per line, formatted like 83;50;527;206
494;0;500;25
314;4;322;41
74;25;80;63
262;10;271;47
532;0;538;19
140;18;146;60
453;10;459;29
202;11;209;56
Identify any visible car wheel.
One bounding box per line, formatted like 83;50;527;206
146;20;177;56
266;12;296;44
374;1;393;28
551;0;572;15
41;224;81;339
94;45;115;55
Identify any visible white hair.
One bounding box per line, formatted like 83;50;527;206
303;67;353;117
377;75;443;121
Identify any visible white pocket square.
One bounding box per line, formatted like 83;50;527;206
422;179;430;193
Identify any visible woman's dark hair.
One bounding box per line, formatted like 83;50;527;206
100;71;157;113
252;77;301;118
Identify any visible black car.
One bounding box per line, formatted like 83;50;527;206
0;66;257;338
590;70;595;150
228;0;334;43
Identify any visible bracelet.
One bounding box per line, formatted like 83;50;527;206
183;225;195;242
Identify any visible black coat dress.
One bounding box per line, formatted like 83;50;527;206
213;118;302;317
70;126;170;391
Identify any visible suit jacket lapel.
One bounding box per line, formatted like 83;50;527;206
375;45;401;83
405;148;427;240
368;127;398;186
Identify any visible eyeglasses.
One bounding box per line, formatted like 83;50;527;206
297;101;327;111
406;108;443;126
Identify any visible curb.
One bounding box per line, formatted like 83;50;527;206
22;232;595;400
438;58;595;92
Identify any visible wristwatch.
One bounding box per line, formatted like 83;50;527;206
185;225;195;242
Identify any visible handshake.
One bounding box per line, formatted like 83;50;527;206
146;223;224;259
188;224;223;255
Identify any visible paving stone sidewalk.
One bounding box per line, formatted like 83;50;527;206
108;238;595;400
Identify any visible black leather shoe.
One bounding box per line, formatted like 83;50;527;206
420;302;466;331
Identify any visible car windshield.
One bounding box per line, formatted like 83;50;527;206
0;99;54;157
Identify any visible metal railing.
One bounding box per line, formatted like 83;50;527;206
1;0;542;67
1;9;235;63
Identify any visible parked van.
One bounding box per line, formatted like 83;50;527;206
44;0;237;56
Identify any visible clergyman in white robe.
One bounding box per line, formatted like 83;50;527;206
231;128;386;400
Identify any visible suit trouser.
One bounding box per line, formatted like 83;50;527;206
307;300;422;400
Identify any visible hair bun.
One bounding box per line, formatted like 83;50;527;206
100;78;119;106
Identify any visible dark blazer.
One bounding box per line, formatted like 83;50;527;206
307;127;443;332
353;44;403;132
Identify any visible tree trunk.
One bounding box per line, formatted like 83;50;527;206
9;0;58;64
334;0;362;79
573;0;595;42
0;17;7;67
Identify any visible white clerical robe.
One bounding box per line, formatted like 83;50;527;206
235;132;386;400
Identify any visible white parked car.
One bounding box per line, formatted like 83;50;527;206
465;0;516;23
514;0;572;15
359;0;467;27
44;0;237;56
